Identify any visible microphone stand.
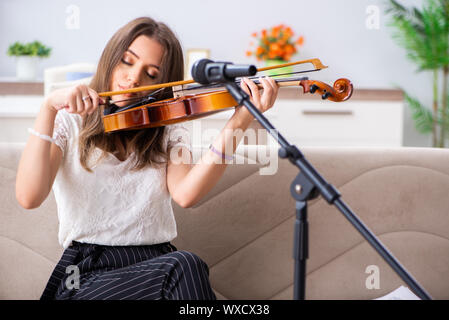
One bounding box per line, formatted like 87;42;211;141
223;80;432;300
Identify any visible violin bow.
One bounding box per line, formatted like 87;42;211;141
98;58;328;98
257;58;327;73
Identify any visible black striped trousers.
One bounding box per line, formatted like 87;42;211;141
40;241;216;300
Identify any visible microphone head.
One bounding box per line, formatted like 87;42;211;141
191;58;213;84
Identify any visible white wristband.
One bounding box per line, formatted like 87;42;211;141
28;128;56;144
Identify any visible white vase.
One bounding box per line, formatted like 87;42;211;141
16;56;39;81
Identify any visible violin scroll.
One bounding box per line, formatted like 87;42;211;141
300;78;353;102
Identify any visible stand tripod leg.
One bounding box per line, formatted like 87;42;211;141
294;200;308;300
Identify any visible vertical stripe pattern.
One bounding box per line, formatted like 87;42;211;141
40;241;216;300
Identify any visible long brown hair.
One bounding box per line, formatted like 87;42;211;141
79;17;184;172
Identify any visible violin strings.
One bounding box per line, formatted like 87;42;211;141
178;68;319;93
108;67;320;107
108;87;165;105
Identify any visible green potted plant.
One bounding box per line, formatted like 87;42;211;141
7;40;51;81
386;0;449;148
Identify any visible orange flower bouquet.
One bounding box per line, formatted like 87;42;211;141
247;24;304;62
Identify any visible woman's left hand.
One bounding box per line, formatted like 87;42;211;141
233;76;279;123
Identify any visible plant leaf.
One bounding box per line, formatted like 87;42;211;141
403;91;434;134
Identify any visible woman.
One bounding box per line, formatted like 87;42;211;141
15;17;278;300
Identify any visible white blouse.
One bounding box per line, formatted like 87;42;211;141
51;110;191;249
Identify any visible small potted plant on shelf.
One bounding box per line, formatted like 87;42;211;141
7;41;52;81
247;24;304;76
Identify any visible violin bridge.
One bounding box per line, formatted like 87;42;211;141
172;85;184;98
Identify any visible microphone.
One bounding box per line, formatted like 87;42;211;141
191;59;257;85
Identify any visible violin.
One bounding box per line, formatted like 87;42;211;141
98;58;353;133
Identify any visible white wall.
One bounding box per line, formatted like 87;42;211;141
0;0;434;146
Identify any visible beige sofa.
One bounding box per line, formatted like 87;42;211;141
1;142;449;300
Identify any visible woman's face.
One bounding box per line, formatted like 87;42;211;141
110;35;164;107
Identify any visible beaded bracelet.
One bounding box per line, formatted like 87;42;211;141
209;144;235;161
28;128;56;144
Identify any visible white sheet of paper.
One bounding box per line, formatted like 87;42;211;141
374;286;421;300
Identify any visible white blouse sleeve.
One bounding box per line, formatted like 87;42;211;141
165;123;192;153
52;110;70;157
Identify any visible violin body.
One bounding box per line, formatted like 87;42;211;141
103;90;238;132
102;78;353;132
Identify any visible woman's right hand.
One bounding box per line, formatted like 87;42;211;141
45;84;104;116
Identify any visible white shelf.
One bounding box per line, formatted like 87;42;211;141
186;99;404;148
0;95;43;117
